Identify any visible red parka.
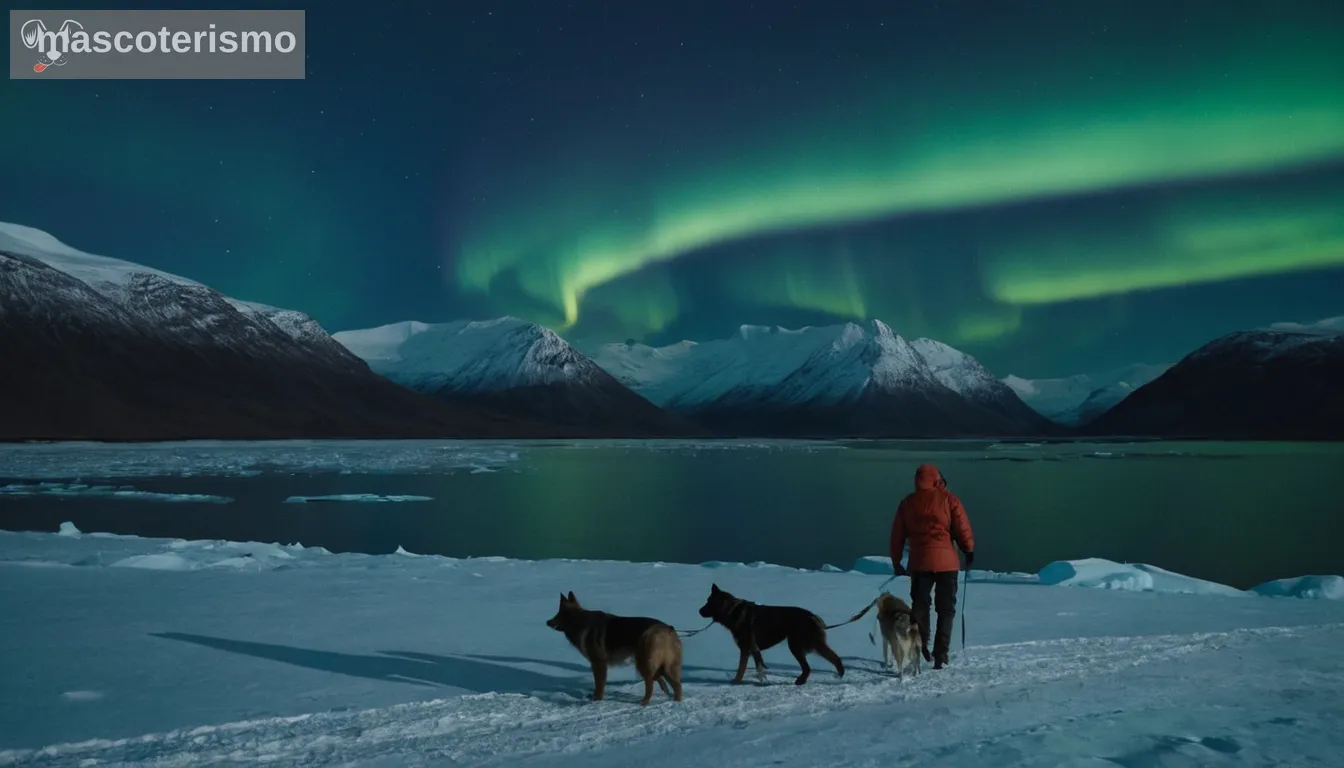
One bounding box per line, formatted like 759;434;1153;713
890;463;975;573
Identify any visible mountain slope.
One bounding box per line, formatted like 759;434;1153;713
0;223;539;441
1086;318;1344;440
1064;382;1139;427
1003;362;1170;425
586;321;1050;437
333;319;697;435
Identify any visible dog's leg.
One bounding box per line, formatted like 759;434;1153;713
636;656;657;706
894;643;905;681
733;647;749;684
881;633;891;668
669;660;684;702
751;648;768;682
656;673;672;696
639;672;655;706
787;637;813;685
816;641;844;679
591;659;608;701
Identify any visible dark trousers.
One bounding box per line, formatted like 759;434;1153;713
909;571;959;662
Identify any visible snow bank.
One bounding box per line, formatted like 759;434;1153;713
1037;558;1248;597
284;494;434;503
57;521;81;537
104;538;305;572
2;526;1344;767
852;555;896;575
0;482;231;503
1252;575;1344;601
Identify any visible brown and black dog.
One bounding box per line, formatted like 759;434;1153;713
697;583;844;686
546;591;684;705
872;592;924;679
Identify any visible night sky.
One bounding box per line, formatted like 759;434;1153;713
3;0;1342;378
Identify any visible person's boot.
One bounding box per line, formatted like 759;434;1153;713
914;604;933;662
932;610;955;669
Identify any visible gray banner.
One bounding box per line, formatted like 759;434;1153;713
10;9;305;79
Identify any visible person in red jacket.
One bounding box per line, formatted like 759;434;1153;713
889;463;975;669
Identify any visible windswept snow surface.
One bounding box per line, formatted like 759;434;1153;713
1;528;1343;767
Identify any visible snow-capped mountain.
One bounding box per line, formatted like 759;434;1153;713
1087;317;1344;440
584;320;1052;437
333;318;697;435
1002;363;1170;425
0;222;538;441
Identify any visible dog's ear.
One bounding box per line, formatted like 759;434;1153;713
559;592;568;603
567;590;577;603
710;583;720;594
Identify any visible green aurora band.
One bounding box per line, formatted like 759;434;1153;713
455;11;1344;335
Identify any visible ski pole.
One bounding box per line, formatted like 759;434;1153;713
960;562;968;652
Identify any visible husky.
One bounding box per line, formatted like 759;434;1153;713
545;591;684;705
871;592;923;679
696;583;844;686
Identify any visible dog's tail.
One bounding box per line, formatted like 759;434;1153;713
825;596;880;630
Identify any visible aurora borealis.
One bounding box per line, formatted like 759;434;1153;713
2;0;1342;377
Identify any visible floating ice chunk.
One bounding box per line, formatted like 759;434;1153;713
110;553;195;571
60;691;104;702
1252;575;1344;600
283;494;433;503
0;483;231;503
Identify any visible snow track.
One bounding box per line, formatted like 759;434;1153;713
5;624;1330;767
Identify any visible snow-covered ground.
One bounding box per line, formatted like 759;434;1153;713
1;526;1341;767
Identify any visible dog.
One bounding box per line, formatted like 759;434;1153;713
871;592;923;679
546;591;684;705
697;583;844;686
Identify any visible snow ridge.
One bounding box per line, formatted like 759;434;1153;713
0;221;361;367
1003;363;1170;424
585;319;1008;411
333;317;605;393
908;337;1003;397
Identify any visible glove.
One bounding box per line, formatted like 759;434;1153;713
964;551;975;568
892;562;907;577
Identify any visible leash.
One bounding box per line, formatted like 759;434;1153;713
875;573;897;594
676;620;715;638
824;596;881;630
825;571;901;631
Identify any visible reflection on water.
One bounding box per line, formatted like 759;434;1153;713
1;439;1340;589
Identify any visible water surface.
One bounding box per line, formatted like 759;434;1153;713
1;439;1339;589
